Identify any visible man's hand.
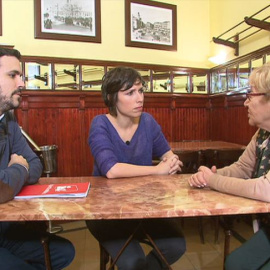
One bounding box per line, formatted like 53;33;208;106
8;154;29;170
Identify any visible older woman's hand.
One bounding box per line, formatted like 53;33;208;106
188;166;215;188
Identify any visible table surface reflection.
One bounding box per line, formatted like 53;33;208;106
0;174;269;222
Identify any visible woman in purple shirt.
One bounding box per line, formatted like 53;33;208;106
87;67;186;270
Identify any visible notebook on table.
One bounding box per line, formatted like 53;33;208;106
15;182;91;199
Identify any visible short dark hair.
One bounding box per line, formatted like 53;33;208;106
0;47;21;60
102;66;144;116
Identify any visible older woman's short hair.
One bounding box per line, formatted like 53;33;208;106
101;66;144;116
249;62;270;98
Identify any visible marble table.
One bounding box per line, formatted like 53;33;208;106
170;140;246;153
0;174;268;221
1;174;269;268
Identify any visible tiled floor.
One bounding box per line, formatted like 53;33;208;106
58;216;254;270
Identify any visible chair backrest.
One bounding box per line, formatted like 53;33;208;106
177;151;202;174
200;149;218;168
201;148;244;169
215;148;244;168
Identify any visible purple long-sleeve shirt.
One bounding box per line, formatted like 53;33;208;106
88;112;170;176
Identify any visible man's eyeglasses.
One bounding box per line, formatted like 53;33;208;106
245;87;270;101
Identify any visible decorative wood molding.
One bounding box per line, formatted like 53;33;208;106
0;44;14;49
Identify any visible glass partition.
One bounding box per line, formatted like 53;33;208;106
173;73;189;93
227;65;238;91
82;66;104;91
238;61;250;88
211;71;219;93
210;69;227;93
138;69;151;92
251;57;263;71
55;64;79;90
192;74;208;94
25;62;52;90
266;53;270;63
152;71;171;92
219;69;227;92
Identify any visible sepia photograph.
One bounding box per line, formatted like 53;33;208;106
125;0;177;51
34;0;101;43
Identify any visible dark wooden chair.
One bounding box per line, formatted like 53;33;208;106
24;221;52;270
201;148;244;169
215;148;245;168
41;235;52;270
99;222;173;270
177;150;203;174
100;244;115;270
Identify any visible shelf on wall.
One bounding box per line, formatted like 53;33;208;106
212;5;270;56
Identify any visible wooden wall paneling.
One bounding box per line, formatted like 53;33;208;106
52;109;76;176
225;94;256;144
84;92;106;108
173;95;210;141
209;107;228;141
209;95;256;145
18;94;30;131
210;95;228;141
174;95;210;108
144;93;174;141
78;97;92;176
16;108;48;148
16;92;84;177
173;107;210;141
25;108;83;177
224;106;256;145
23;95;80;109
225;93;247;107
144;107;173;141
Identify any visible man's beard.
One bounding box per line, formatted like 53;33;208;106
0;88;21;113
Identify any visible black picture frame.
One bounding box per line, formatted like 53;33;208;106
34;0;101;43
125;0;177;51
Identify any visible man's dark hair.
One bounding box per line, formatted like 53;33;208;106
0;47;21;60
102;66;144;116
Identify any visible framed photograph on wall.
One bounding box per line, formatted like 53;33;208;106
125;0;177;51
34;0;101;43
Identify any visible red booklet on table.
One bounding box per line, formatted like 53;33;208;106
15;182;91;199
